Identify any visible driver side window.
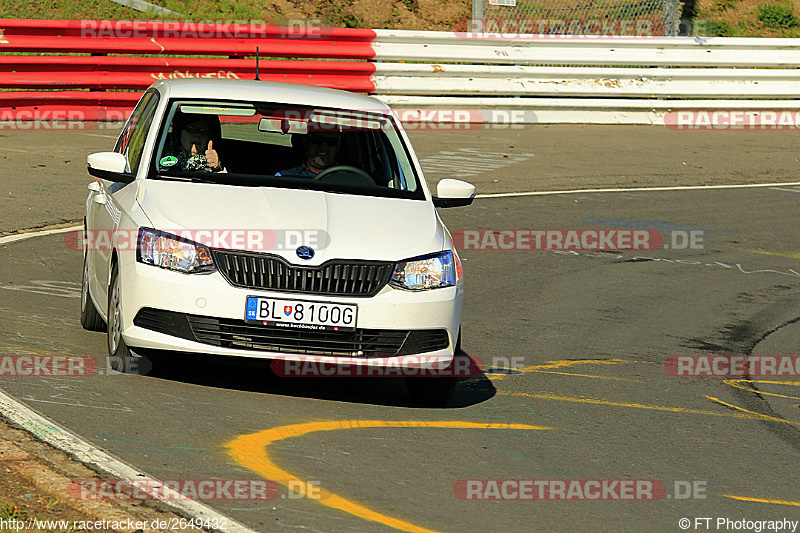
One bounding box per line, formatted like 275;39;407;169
115;90;159;175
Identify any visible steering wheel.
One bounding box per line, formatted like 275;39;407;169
312;165;374;185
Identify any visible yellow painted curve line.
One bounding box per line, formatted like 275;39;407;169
490;358;631;381
226;420;550;533
522;358;630;371
489;369;635;382
724;379;800;401
721;494;800;507
744;249;800;260
704;395;798;425
529;370;638;382
501;391;800;424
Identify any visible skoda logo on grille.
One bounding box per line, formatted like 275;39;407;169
296;246;315;260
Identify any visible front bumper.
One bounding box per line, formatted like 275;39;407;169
116;256;462;366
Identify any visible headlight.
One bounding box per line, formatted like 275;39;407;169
137;228;215;274
390;251;456;291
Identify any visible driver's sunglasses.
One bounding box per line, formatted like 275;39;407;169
309;135;338;147
184;125;209;136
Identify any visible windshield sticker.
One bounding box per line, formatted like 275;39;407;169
160;156;178;167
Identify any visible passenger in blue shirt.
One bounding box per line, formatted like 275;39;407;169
276;131;340;178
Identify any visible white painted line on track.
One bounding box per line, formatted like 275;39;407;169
0;225;80;245
476;181;800;199
0;389;256;533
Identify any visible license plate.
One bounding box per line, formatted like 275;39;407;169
245;296;357;331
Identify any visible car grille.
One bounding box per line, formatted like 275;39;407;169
212;250;394;297
133;308;450;357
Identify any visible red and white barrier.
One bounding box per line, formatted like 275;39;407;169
2;19;800;124
0;19;378;121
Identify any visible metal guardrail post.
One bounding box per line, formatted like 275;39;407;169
662;0;680;36
472;0;485;31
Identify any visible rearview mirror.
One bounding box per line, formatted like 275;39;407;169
258;117;308;135
87;152;134;183
433;179;476;208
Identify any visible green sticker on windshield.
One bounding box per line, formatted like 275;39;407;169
160;156;178;167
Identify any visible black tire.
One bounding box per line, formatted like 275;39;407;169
107;263;150;374
80;250;105;331
405;329;461;407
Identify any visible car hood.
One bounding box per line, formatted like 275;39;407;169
137;180;446;264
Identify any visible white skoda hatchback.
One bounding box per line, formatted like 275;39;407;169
81;79;475;406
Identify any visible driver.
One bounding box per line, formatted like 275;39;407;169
276;131;340;178
162;111;225;173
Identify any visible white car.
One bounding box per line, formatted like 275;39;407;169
81;79;475;406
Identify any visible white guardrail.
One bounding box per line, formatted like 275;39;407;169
369;31;800;124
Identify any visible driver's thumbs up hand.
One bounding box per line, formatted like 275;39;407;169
205;140;221;170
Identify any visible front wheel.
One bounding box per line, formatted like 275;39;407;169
107;263;148;374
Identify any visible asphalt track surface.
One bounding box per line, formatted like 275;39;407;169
1;126;800;532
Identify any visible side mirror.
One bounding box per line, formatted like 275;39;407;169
87;152;134;183
433;179;476;208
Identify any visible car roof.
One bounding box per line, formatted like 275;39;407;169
152;79;391;113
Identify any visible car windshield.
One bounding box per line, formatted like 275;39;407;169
150;99;425;200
